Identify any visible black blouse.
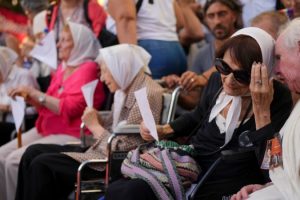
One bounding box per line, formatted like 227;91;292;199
170;72;293;182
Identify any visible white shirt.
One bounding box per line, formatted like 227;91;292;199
104;0;179;41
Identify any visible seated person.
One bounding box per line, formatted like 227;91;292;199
15;44;164;200
105;27;293;200
0;22;105;200
0;47;39;146
231;17;300;200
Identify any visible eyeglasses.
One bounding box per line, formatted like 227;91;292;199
215;58;250;85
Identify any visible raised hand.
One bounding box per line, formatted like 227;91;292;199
250;63;274;129
81;107;104;138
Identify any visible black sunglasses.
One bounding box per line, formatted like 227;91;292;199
215;58;251;85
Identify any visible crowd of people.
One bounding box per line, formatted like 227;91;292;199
0;0;300;200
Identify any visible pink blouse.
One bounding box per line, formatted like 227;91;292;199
35;61;105;138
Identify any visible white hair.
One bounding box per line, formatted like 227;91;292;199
280;18;300;50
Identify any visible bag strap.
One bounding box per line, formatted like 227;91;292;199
83;0;92;28
161;149;186;200
136;0;143;13
121;148;174;200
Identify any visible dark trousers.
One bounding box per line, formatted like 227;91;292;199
15;144;99;200
106;174;264;200
0;122;14;146
106;178;157;200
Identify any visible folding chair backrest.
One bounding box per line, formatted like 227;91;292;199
161;86;182;124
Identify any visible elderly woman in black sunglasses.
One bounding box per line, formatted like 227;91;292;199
105;27;293;200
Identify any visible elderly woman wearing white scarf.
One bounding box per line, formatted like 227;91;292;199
106;27;293;200
231;18;300;200
0;47;38;119
0;22;106;200
13;44;164;200
0;47;38;145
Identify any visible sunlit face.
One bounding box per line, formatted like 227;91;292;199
274;35;300;93
205;2;237;40
57;28;74;61
220;50;250;96
99;61;120;92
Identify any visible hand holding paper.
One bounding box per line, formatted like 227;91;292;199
10;96;26;131
81;79;99;108
134;87;159;141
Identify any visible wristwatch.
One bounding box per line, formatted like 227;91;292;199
38;94;46;104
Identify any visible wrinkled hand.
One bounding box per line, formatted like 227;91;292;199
81;107;102;135
8;86;34;100
180;71;205;91
249;63;274;129
161;74;180;89
140;121;166;142
140;121;155;141
230;184;264;200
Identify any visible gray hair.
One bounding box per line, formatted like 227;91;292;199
280;17;300;50
20;0;49;14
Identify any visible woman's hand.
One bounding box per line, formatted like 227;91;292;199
230;184;265;200
180;71;207;91
140;121;174;141
81;107;104;137
140;121;155;141
161;74;180;89
250;63;273;129
8;86;34;101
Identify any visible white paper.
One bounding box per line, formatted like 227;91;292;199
81;79;99;108
10;96;26;131
134;87;159;141
30;31;57;69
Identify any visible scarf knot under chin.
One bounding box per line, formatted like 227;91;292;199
209;92;242;144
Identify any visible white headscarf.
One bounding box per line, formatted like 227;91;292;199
0;47;18;81
209;27;275;145
65;22;101;67
232;27;275;73
97;44;151;130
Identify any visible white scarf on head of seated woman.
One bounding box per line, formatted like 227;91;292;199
98;44;151;130
232;27;275;74
65;22;100;68
209;92;241;145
